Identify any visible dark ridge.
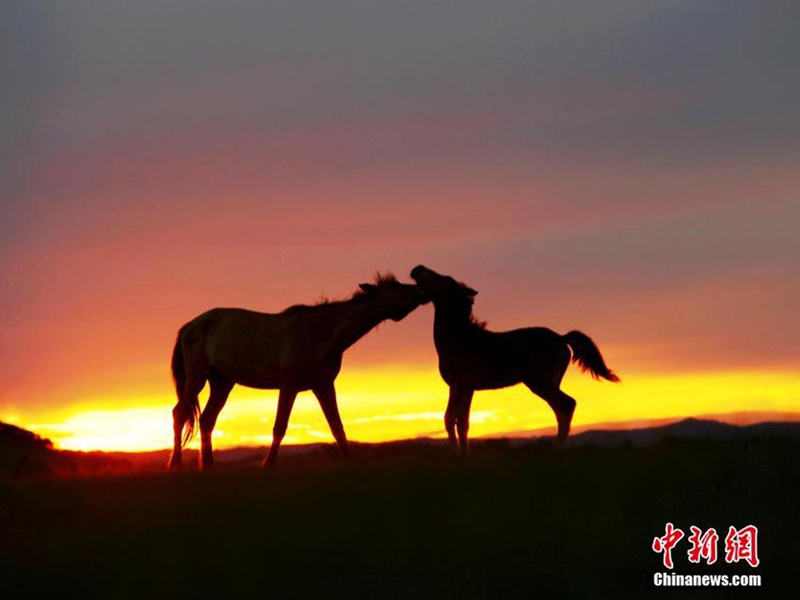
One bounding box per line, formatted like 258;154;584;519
0;421;53;449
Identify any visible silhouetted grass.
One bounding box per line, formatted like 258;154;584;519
1;437;797;598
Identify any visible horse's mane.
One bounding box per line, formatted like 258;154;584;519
453;278;486;329
282;272;397;314
469;313;487;329
351;272;398;298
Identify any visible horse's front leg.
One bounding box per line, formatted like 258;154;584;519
444;387;460;452
312;383;350;460
453;387;474;459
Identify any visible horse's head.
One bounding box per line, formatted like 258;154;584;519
358;273;429;322
410;265;477;317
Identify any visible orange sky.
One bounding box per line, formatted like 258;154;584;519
2;3;799;451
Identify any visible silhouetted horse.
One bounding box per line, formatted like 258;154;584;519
169;274;427;470
410;265;619;456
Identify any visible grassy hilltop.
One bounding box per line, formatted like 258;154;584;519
1;431;797;598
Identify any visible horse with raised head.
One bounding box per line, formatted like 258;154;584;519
410;265;619;456
169;273;428;470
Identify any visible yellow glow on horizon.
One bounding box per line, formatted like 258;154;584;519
29;406;173;452
10;366;800;452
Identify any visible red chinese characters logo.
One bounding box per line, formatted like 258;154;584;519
653;523;759;568
687;526;719;565
725;525;760;567
652;522;684;569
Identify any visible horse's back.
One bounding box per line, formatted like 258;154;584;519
488;326;562;350
181;307;277;340
180;308;285;370
437;326;566;389
178;307;338;388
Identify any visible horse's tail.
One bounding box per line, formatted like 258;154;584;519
563;331;620;382
171;327;200;447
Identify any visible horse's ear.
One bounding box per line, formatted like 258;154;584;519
359;283;378;294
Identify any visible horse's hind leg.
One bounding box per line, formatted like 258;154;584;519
169;406;185;470
313;383;350;460
169;376;205;470
552;390;577;448
525;382;576;450
263;387;298;468
199;372;234;470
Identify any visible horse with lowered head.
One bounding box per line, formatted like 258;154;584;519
169;273;428;470
410;265;619;456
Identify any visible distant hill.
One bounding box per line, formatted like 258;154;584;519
0;421;132;478
567;417;800;447
0;421;53;449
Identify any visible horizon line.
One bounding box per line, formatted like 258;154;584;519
48;410;800;454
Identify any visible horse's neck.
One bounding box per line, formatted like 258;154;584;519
327;299;385;354
432;305;473;352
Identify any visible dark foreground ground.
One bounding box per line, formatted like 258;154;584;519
1;437;797;599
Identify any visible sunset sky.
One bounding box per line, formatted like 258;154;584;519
2;2;798;451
